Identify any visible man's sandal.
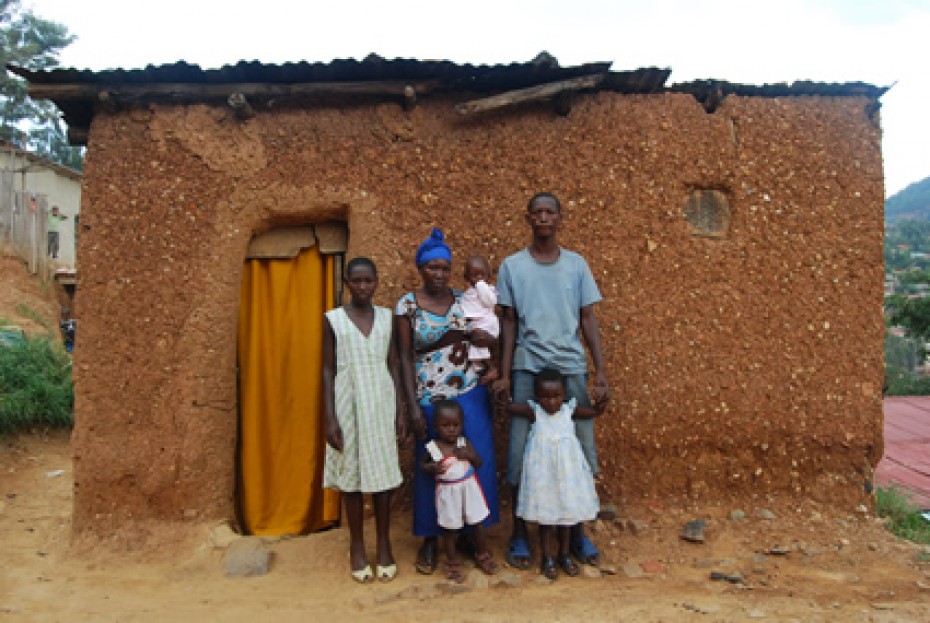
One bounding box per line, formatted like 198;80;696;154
540;555;558;581
506;537;532;570
444;560;465;583
558;554;580;577
475;551;500;575
415;540;437;575
570;534;600;566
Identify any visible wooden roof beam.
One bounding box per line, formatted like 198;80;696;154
454;73;606;116
27;80;439;101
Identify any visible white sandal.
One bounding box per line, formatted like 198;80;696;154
350;564;373;583
376;564;397;582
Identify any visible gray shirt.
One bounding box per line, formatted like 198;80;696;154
497;247;602;374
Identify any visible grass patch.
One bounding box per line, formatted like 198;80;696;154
875;487;930;545
0;335;73;434
15;303;51;333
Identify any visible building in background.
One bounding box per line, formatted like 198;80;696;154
0;140;82;274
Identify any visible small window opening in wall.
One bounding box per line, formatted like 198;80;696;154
683;189;730;238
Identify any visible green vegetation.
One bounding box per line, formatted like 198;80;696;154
885;219;930;272
883;209;930;394
884;364;930;396
876;487;930;545
883;299;930;395
886;296;930;340
0;334;73;434
886;176;930;224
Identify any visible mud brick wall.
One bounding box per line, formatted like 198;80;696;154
71;92;884;539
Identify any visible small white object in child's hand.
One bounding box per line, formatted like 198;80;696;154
456;437;466;448
425;440;444;462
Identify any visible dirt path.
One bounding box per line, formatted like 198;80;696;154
1;434;928;622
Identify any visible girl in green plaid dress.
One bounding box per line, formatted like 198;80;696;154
323;257;405;583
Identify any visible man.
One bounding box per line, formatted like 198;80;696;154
47;205;67;259
494;191;611;569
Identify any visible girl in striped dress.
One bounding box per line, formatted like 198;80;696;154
323;257;405;583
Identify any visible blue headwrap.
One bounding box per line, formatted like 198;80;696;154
415;228;452;266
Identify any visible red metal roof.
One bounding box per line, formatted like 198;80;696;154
877;397;930;509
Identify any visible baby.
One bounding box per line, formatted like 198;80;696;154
460;255;499;382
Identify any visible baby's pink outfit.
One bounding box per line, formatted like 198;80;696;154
460;280;499;362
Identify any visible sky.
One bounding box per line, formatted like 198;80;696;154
29;0;930;197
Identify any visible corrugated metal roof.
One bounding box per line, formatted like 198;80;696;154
671;78;887;99
0;140;82;180
10;55;669;135
9;56;624;90
6;54;887;144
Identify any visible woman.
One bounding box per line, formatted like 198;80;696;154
396;228;500;575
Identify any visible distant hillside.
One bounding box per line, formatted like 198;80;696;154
886;176;930;224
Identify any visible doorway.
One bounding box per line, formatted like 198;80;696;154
236;224;346;535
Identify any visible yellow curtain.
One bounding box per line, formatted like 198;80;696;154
238;246;341;535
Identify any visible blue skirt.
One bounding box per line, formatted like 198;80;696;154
413;383;500;537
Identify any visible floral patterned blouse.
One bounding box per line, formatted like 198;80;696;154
396;290;480;405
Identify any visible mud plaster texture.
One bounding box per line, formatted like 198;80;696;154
71;92;884;545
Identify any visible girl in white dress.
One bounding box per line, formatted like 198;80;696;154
508;368;603;580
420;400;500;582
322;258;405;584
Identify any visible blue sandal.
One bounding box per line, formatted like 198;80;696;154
570;534;600;566
506;537;532;570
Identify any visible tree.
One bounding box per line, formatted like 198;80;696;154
0;0;82;170
885;331;924;372
893;219;930;252
887;295;930;340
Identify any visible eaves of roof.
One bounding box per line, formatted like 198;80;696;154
6;54;887;146
0;140;83;180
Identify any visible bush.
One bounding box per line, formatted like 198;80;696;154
875;487;930;545
0;335;73;434
884;332;924;372
883;364;930;396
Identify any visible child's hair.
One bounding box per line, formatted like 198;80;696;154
534;367;565;392
346;256;377;276
432;399;463;423
527;192;561;213
464;255;490;271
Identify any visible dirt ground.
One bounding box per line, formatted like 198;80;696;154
0;433;928;622
0;251;62;337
